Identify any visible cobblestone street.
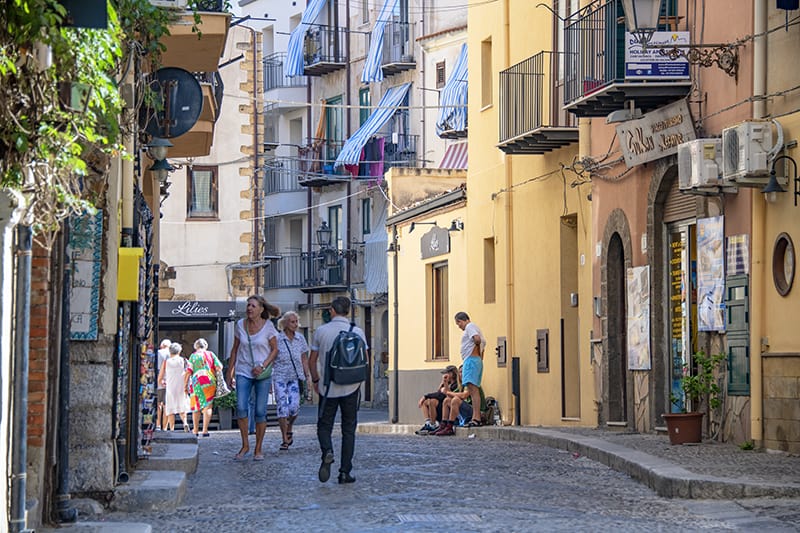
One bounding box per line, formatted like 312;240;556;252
94;410;799;532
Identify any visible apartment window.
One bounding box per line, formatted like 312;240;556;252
481;37;493;108
361;198;371;235
328;205;342;249
484;237;496;303
359;88;371;126
436;61;446;89
361;0;369;24
326;95;344;160
187;166;218;219
430;261;449;361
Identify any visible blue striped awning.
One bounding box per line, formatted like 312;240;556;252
361;0;398;83
335;83;411;167
435;43;468;136
284;0;327;77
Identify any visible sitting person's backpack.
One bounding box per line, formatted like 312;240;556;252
324;323;368;388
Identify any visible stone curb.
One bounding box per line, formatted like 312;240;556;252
359;423;800;499
137;443;198;475
38;521;153;533
109;470;187;512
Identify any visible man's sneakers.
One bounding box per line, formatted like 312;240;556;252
432;422;455;436
338;471;356;484
415;422;438;435
318;450;334;482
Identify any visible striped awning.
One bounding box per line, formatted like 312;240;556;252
435;43;468;136
439;142;468;169
334;83;411;167
361;0;399;83
284;0;327;77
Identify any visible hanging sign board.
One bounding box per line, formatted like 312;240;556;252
625;31;690;80
616;99;696;168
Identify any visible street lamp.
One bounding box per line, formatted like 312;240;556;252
148;158;174;185
761;155;798;205
621;0;663;50
145;137;173;162
316;221;332;247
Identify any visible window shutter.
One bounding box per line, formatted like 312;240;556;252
725;274;750;395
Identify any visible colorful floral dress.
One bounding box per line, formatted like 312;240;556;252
187;350;221;412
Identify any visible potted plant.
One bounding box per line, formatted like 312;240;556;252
663;350;725;445
214;389;237;430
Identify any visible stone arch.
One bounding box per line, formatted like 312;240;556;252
600;208;633;428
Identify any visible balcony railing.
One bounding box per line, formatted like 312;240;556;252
300;249;350;293
263;52;307;92
193;0;225;11
304;26;348;76
381;21;415;76
298;139;350;186
563;0;689;117
263;253;305;289
263;157;306;195
498;51;578;154
384;133;419;169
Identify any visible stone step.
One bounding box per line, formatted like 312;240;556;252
39;522;153;533
110;470;186;512
152;430;198;444
137;442;198;475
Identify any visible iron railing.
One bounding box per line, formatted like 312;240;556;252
263;52;307;91
381;21;415;65
298;139;348;176
263;157;305;194
263;253;305;289
194;0;225;12
194;71;224;122
304;26;348;66
384;133;419;168
499;51;577;143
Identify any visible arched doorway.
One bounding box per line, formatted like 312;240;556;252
607;232;627;424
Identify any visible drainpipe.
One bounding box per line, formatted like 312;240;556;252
345;0;353;289
750;0;767;446
9;224;32;533
252;26;262;291
502;0;516;425
391;224;399;423
55;224;77;524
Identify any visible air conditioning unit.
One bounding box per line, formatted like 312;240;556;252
150;0;188;9
677;139;723;190
722;120;773;185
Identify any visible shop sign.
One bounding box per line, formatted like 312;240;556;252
625;31;690;80
616;100;696;168
158;300;238;318
420;227;451;259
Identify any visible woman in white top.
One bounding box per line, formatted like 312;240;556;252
227;295;279;461
274;311;310;450
157;342;190;431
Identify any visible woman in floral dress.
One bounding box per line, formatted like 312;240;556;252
185;338;223;437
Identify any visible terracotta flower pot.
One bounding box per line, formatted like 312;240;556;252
662;412;704;445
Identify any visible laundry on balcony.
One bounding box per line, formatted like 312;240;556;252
335;83;411;169
439;141;468;170
362;0;399;83
284;0;327;77
436;43;468;137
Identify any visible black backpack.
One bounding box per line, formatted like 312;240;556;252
324;323;368;386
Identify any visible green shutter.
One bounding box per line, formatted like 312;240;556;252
725;275;750;395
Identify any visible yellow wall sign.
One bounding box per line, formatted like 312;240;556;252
117;247;144;301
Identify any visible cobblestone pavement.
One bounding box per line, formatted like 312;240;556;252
96;409;799;532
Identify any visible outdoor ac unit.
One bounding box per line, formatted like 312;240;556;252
722;120;772;185
677;139;723;190
150;0;188;9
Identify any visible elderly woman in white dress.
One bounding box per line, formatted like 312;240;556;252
157;342;191;431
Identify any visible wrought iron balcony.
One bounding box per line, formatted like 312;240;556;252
300;249;351;293
304;26;348;76
498;51;578;154
563;0;690;117
297;139;350;187
263;52;307;92
383;133;419;169
263;157;306;195
263;253;305;289
381;21;415;76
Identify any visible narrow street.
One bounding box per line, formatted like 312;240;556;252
96;408;798;532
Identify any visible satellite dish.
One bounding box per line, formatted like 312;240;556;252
140;67;203;139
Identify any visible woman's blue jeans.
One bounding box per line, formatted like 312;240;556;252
236;375;270;424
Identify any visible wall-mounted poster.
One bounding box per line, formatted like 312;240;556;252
68;211;103;340
726;234;749;276
626;265;651;370
698;216;725;332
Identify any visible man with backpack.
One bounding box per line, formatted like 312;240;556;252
309;296;369;484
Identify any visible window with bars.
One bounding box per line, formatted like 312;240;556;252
430;261;449;361
436;61;446;89
187;166;218;219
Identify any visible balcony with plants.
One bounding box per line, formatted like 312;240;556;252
380;21;416;76
303;25;348;76
499;51;578;154
297;139;350;187
563;0;690;117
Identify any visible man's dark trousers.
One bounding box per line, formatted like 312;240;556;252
317;388;359;474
